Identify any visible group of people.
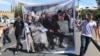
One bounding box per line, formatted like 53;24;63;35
0;15;24;55
0;15;12;55
0;9;75;55
13;10;100;56
0;15;11;47
1;8;100;56
24;9;74;53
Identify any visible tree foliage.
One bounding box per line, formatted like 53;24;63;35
14;3;23;17
80;9;87;20
79;8;100;20
94;8;100;20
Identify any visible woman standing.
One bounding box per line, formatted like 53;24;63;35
30;16;48;52
25;14;35;53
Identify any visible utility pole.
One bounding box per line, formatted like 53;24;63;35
77;0;80;19
13;0;16;17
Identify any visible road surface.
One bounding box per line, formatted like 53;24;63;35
0;25;100;56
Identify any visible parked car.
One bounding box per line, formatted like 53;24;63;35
10;19;16;24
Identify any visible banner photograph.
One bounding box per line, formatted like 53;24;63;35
22;0;76;54
1;0;100;56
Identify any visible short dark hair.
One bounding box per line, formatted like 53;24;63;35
87;13;93;16
15;14;22;18
2;15;9;19
58;13;64;16
57;10;62;14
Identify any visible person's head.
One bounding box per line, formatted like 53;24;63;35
27;12;31;16
47;12;52;18
41;13;46;18
16;15;22;20
2;15;9;20
67;9;73;15
57;10;62;15
34;16;39;22
26;14;33;23
58;13;64;22
87;13;93;20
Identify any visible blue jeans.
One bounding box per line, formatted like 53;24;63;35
80;35;91;56
3;29;11;45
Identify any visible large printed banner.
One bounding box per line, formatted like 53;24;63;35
22;0;76;54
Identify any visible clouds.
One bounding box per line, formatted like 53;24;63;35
19;1;38;5
19;0;67;5
0;0;11;6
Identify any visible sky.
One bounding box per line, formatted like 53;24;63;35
0;0;98;11
75;0;97;9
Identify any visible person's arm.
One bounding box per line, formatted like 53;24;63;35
76;21;81;28
95;27;99;42
44;19;50;29
94;22;99;42
39;22;44;28
55;21;62;33
26;25;34;34
76;20;84;28
21;21;24;29
43;19;53;32
25;23;31;34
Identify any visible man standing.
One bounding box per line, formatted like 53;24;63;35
76;13;98;56
67;9;74;33
13;15;24;55
44;12;65;50
2;15;11;45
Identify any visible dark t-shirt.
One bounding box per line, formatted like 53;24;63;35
39;18;46;27
44;17;60;32
14;20;24;35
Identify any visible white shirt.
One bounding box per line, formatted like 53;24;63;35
31;11;36;17
68;15;74;29
1;19;10;28
25;23;30;34
70;17;74;29
81;20;97;37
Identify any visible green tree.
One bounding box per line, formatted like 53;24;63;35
80;9;87;20
94;8;100;20
14;3;23;17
